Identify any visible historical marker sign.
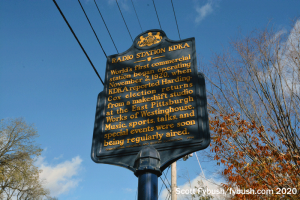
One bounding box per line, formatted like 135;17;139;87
91;29;210;173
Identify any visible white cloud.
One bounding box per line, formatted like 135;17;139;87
159;174;227;200
257;19;300;95
36;156;83;197
282;20;300;86
195;2;214;24
53;154;63;160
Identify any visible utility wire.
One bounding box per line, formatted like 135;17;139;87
163;171;172;188
130;0;143;32
78;0;107;58
115;0;133;42
152;0;162;30
159;176;171;194
195;152;222;187
94;0;119;54
52;0;104;85
164;193;170;200
171;0;181;40
159;166;170;197
167;193;171;200
195;152;206;180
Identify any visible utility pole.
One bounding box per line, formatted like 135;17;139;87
171;162;177;200
171;154;193;200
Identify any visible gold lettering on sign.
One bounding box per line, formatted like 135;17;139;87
168;43;190;52
127;132;164;144
151;55;191;67
136;48;165;59
112;55;134;64
104;40;198;150
166;128;190;137
110;67;132;75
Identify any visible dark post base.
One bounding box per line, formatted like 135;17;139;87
138;172;158;200
134;146;161;200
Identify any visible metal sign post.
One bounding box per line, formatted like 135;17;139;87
135;146;160;200
91;30;210;200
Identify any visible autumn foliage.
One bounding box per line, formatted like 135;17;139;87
210;111;300;199
198;19;300;199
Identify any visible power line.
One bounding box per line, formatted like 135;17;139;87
165;193;170;200
171;0;181;40
130;0;143;32
195;152;222;187
167;193;171;200
159;166;170;197
78;0;107;58
115;0;133;42
152;0;162;30
94;0;119;54
195;152;206;180
159;176;171;195
52;0;104;85
163;170;172;188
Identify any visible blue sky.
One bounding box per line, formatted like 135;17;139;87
1;0;300;199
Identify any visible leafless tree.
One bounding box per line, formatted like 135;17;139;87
199;19;300;190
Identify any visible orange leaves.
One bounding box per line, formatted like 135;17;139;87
214;146;220;152
238;151;244;157
223;168;229;175
209;111;300;199
214;154;220;160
